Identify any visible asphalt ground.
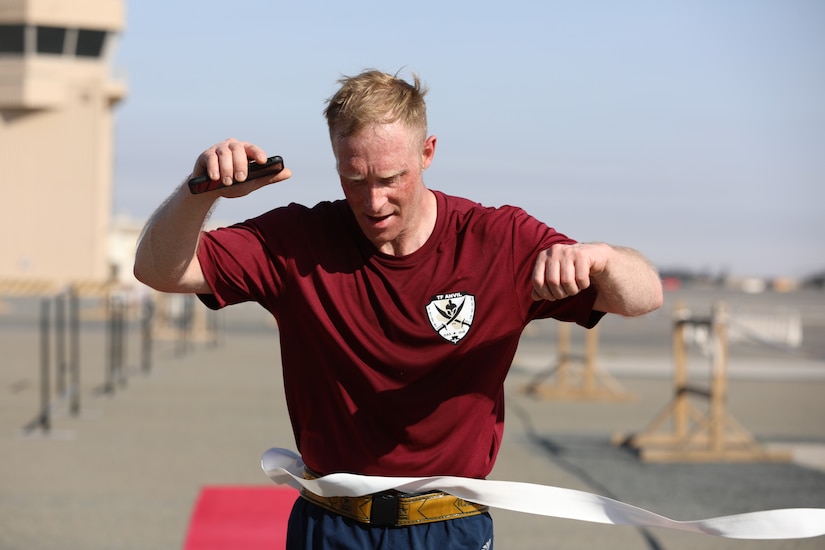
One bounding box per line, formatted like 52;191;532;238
1;288;824;549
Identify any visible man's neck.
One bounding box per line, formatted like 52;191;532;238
378;189;438;257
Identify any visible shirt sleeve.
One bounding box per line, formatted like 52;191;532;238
196;219;284;310
507;206;605;328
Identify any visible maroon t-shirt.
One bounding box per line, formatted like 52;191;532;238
197;191;602;478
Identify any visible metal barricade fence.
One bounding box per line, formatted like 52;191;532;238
20;287;219;435
22;286;80;434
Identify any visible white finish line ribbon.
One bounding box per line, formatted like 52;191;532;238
262;447;825;540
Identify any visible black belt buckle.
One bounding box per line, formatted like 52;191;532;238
370;491;399;527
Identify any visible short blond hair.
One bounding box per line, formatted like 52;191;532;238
324;69;429;141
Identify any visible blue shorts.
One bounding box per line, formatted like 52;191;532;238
286;497;494;549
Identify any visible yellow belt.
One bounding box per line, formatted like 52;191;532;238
300;470;488;527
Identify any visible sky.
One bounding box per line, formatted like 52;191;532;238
112;0;825;279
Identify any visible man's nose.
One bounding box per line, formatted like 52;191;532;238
363;185;386;213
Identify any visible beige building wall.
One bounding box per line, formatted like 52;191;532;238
0;0;126;288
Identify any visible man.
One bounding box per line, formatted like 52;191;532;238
134;69;663;549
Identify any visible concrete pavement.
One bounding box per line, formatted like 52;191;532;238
1;291;824;549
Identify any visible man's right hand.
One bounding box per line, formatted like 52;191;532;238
134;138;291;294
192;138;292;198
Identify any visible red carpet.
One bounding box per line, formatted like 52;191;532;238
183;486;299;550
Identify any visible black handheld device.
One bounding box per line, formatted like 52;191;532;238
187;155;284;194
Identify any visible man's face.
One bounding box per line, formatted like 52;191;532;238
333;121;436;255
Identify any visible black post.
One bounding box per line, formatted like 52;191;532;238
176;295;193;357
116;295;127;388
104;294;116;395
39;298;51;432
55;292;66;397
108;293;127;390
141;295;154;374
69;287;80;416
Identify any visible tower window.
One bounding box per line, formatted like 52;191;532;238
37;26;67;54
76;29;107;57
0;25;25;53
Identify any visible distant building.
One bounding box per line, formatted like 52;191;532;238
0;0;126;289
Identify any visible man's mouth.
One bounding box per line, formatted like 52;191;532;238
366;214;392;224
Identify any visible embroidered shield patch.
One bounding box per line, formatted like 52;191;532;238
425;292;475;344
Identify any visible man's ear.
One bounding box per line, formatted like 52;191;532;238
421;135;437;170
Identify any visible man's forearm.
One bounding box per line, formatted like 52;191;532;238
591;245;663;317
133;182;216;293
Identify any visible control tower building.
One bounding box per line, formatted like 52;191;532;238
0;0;126;287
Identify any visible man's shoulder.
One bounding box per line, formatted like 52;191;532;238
435;189;484;212
252;199;350;226
434;190;530;223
